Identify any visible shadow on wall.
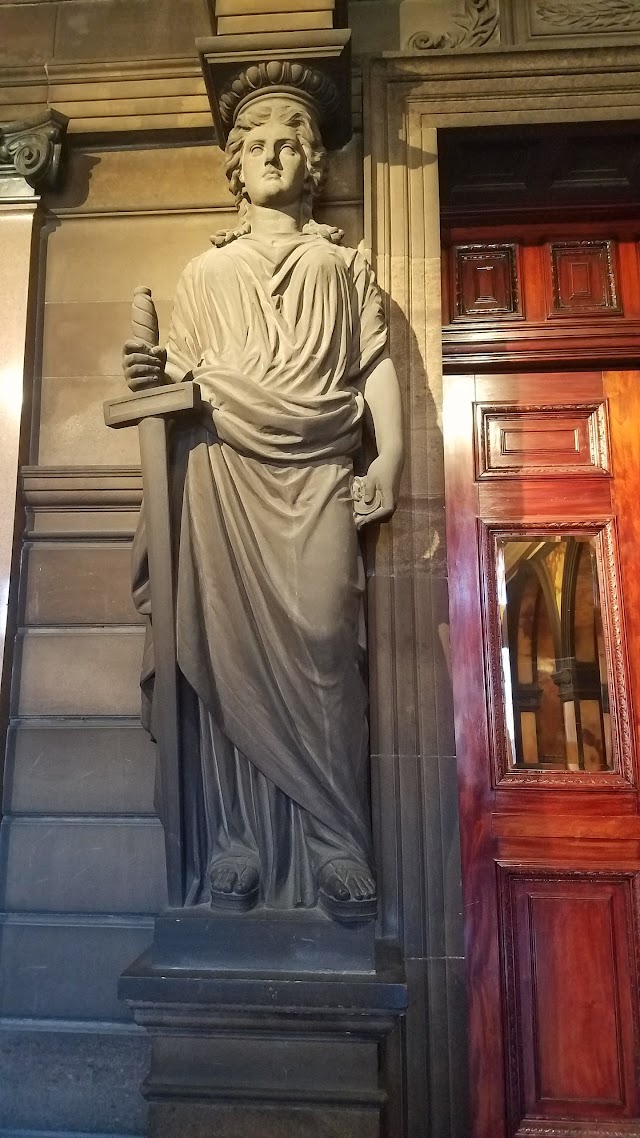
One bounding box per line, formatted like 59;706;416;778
365;274;468;1137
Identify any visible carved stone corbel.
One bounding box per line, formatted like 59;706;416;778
0;109;69;193
198;31;351;150
197;1;352;151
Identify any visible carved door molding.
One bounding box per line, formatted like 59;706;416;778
479;515;635;789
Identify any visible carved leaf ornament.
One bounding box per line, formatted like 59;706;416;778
409;0;499;51
536;0;640;30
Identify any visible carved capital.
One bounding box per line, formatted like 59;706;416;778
406;0;500;51
0;110;69;192
217;59;341;144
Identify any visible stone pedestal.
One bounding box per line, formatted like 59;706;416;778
120;915;406;1138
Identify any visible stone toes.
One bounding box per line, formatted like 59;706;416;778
328;872;351;901
210;860;259;898
236;864;258;894
357;873;374;899
210;865;235;893
345;874;363;901
321;862;377;905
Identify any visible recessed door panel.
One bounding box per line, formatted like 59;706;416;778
476;403;610;479
500;869;639;1125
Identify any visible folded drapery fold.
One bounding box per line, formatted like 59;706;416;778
132;232;387;906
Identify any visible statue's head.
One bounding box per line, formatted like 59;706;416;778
212;93;342;247
225;95;327;216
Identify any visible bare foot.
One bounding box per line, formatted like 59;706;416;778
209;856;259;912
318;860;377;922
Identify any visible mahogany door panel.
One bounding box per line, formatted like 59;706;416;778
477;406;609;480
499;869;640;1128
476;482;613;523
442;221;640;371
547;240;622;318
475;374;606;403
494;839;640;867
444;367;640;1138
493;814;640;840
451;242;524;321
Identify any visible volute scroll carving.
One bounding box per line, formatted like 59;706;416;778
0;110;68;190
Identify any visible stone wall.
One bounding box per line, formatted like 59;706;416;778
0;77;370;1136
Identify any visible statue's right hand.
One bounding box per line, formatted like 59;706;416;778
122;339;167;392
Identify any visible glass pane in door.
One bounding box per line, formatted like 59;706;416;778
496;535;613;772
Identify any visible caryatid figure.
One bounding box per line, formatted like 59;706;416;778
122;92;404;921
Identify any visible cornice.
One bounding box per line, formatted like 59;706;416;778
0;55;364;141
377;40;640;78
2;42;640;139
0;57;211;136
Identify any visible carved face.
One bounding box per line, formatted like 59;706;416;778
240;120;308;208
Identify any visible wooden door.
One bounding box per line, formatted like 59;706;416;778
442;220;640;1138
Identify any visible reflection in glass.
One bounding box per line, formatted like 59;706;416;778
496;536;613;772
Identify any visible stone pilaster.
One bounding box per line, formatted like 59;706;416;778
0;109;68;709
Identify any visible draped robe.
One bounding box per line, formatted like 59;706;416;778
132;232;388;908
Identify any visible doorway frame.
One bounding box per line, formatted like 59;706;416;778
364;42;640;1138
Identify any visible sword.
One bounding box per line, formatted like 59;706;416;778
104;287;201;908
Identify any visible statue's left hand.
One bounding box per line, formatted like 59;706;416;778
355;452;402;530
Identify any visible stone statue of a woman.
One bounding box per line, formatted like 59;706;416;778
122;93;403;921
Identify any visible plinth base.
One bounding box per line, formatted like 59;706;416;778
120;924;407;1138
150;1102;382;1138
153;903;376;972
